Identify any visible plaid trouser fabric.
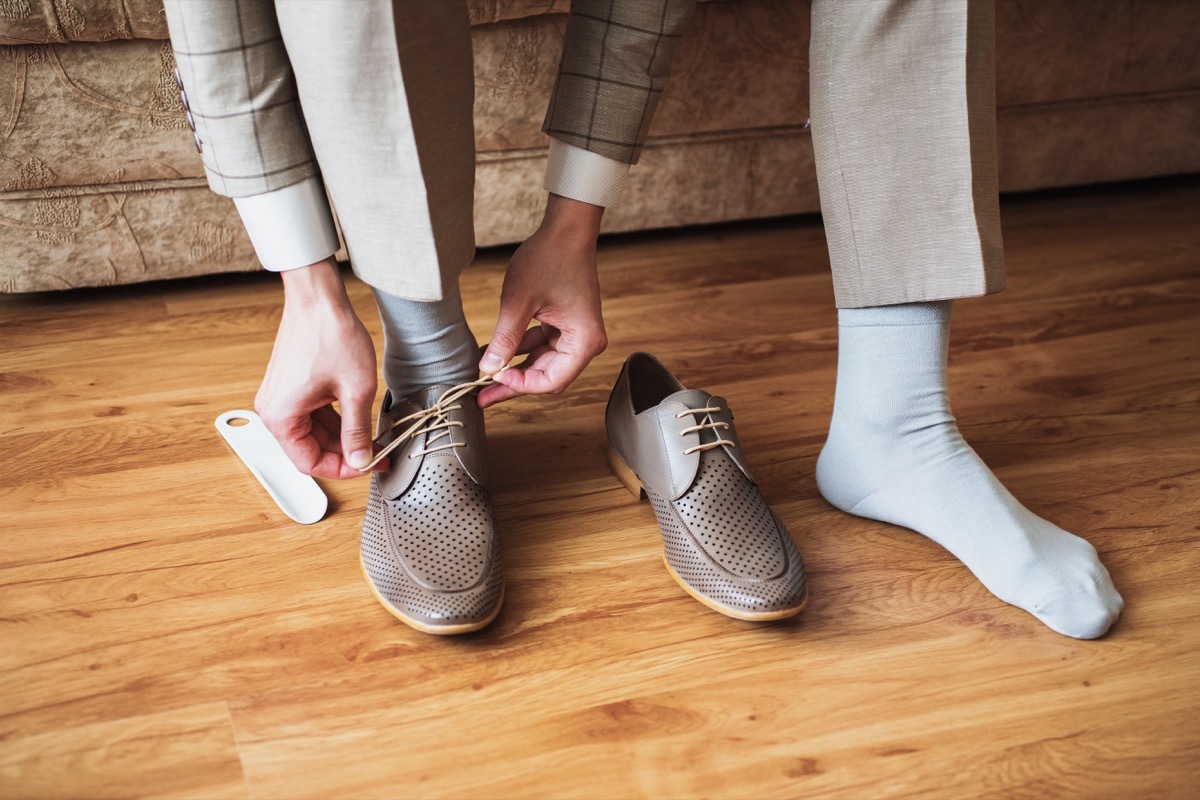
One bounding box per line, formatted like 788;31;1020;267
543;0;698;165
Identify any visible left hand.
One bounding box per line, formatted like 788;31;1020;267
477;194;608;408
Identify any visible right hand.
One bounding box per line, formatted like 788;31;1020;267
477;194;607;408
255;258;386;479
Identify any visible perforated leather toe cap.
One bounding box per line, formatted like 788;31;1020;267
649;449;807;617
361;453;503;631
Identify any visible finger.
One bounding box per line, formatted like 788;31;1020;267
258;402;323;475
298;407;363;479
491;344;558;395
477;381;522;408
339;385;378;472
311;404;387;476
480;301;535;375
495;327;600;396
307;450;361;480
514;324;550;355
479;324;552;384
538;322;605;391
309;405;342;450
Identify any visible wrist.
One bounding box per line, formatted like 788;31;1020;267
280;257;351;311
540;194;604;243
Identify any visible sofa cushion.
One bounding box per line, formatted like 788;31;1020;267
1;40;193;193
995;0;1200;105
0;0;726;44
0;0;166;45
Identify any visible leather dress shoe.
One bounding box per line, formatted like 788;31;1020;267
606;353;808;621
360;385;503;634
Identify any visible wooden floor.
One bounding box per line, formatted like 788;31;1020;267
2;176;1198;799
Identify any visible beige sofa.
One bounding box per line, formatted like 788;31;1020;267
2;0;1198;293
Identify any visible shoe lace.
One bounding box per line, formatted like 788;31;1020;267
675;406;735;456
358;370;504;473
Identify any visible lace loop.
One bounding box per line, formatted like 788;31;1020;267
358;369;504;473
675;405;736;456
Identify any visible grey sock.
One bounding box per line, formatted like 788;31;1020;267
372;280;478;402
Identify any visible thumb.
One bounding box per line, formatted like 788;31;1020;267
340;389;377;471
480;301;533;375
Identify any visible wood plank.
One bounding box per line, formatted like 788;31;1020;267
0;703;247;800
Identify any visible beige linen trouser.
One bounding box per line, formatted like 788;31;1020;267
810;0;1007;307
162;0;475;301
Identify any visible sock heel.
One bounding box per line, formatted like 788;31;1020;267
814;439;871;514
607;444;646;500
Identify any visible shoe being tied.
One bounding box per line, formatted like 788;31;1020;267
606;352;808;621
359;385;503;635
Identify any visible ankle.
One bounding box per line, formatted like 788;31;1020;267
373;281;479;401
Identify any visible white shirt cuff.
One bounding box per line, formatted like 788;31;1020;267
544;138;631;208
233;176;340;271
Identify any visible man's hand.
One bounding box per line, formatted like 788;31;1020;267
255;257;386;479
477;194;607;408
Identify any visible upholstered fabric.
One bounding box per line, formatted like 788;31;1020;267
1;0;1198;292
0;0;620;44
0;0;167;44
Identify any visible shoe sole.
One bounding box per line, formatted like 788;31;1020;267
608;443;810;622
359;555;504;635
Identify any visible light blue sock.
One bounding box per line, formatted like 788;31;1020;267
816;300;1124;639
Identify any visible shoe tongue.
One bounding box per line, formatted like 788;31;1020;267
663;388;714;412
403;384;457;410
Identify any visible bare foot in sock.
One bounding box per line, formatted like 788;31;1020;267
816;301;1124;639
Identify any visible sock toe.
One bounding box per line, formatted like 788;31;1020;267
1035;584;1123;640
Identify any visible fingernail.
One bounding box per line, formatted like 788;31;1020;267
348;449;371;469
480;353;504;373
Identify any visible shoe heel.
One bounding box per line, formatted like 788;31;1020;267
607;444;646;500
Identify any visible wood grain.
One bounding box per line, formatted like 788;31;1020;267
0;703;246;800
1;177;1198;798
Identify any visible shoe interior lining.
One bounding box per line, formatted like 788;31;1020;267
628;353;685;414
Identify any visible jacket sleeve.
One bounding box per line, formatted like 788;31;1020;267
162;0;317;198
161;0;337;270
542;0;698;166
